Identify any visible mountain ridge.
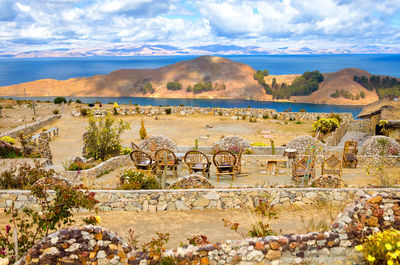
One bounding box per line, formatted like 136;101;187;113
0;56;395;106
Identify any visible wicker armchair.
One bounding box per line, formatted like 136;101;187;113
343;141;358;168
213;150;239;181
130;150;155;174
184;150;211;178
292;155;316;181
131;142;141;151
322;153;343;179
154;149;179;178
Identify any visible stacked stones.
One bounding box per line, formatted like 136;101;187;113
359;135;400;155
139;135;177;152
286;135;325;154
312;175;343;188
32;175;71;189
71;105;353;122
38;132;52;164
82;131;89;158
169;174;214;189
15;226;132;265
212;135;251;154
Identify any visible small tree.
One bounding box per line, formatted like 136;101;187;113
53;97;66;104
139;119;147;140
84;114;130;160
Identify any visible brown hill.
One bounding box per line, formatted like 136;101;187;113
0;57;394;105
0;56;266;100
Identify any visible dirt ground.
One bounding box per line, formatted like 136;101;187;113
0;204;343;249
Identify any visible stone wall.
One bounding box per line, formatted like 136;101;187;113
58;155;132;181
325;121;349;146
15;192;400;265
73;105;354;121
348;120;373;134
2;188;400;212
0;114;61;138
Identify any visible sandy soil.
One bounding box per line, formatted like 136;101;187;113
0;205;341;249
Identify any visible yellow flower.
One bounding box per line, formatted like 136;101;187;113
355;245;363;251
397;242;400;248
94;216;101;224
388;260;394;265
386;243;393;251
113;102;119;108
367;255;375;262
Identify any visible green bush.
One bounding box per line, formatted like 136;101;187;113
0;139;22;158
53;97;67;104
165;108;172;115
313;118;340;134
262;114;269;119
0;161;55;189
166;82;182;91
66;161;95;171
53;109;59;114
141;82;155;95
119;169;159;190
273;71;323;99
121;147;132;155
80;108;90;116
84;114;130;160
76;99;82;103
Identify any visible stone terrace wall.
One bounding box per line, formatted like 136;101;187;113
348;119;373;134
0;114;61;138
2;188;400;212
58;155;131;181
15;193;400;265
74;105;354;121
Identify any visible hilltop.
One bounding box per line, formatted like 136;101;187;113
0;56;397;105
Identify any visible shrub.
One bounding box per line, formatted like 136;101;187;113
76;99;82;103
119;169;159;190
251;142;268;147
80;108;90;116
0;139;22;158
0;181;97;263
355;228;400;265
313;118;340;134
249;117;257;123
329;113;343;123
165;108;172;115
121;147;132;155
299;109;306;112
53;109;59;114
139;119;147;140
65;161;95;171
0;136;15;145
263;114;269;119
0;161;55;189
53;97;66;104
84;114;131;160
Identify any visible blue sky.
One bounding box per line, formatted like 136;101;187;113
0;0;399;53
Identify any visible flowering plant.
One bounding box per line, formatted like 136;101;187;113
355;228;400;265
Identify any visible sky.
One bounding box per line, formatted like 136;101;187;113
0;0;400;54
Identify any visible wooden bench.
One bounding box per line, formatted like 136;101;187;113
266;158;287;175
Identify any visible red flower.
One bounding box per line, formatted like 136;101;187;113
5;225;11;234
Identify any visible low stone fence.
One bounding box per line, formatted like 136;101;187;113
0;114;61;138
325;121;348;146
73;105;354;121
2;188;400;212
15;192;400;265
57;155;132;180
348;119;373;134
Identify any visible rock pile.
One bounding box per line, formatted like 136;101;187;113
286;135;325;154
312;175;343;188
212;135;251;154
32;176;71;189
169;174;214;189
139;135;177;152
38;132;52;164
359;135;400;156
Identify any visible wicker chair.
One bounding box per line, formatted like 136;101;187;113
184;150;211;178
343;141;358;168
130;150;155;174
131;142;141;151
292;155;316;181
154;149;179;178
321;153;343;179
213;150;239;181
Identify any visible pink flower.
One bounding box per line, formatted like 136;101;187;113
5;225;11;234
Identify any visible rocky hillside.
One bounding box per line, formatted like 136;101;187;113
0;56;265;100
0;56;395;105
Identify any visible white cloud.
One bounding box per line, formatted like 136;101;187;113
0;0;399;53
